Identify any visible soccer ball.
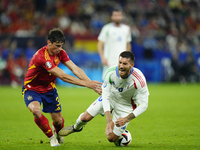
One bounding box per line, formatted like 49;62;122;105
114;130;132;146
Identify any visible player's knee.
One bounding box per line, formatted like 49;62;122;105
80;114;89;122
31;107;42;118
107;136;115;142
80;112;93;122
107;134;119;142
53;117;62;125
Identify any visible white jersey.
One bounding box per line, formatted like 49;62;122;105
102;66;149;117
98;23;132;67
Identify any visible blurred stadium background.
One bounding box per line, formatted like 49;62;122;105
0;0;200;87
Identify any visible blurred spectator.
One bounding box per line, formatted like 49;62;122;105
15;26;35;37
4;53;18;87
16;53;28;83
170;53;181;82
179;54;200;82
25;39;37;62
9;40;23;59
58;13;71;31
70;19;87;35
143;32;158;50
131;24;140;39
166;23;179;55
170;53;200;83
0;53;7;83
1;38;11;60
3;52;28;87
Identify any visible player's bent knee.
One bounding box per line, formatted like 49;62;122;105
81;112;93;122
107;133;119;142
107;136;115;142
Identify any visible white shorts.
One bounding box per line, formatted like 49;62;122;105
87;96;130;136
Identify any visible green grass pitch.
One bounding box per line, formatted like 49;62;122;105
0;83;200;150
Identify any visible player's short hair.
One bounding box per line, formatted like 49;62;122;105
119;51;135;63
48;28;65;44
110;8;123;15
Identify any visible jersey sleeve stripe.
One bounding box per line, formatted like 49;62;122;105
131;99;137;110
132;71;145;88
103;66;116;80
132;79;137;89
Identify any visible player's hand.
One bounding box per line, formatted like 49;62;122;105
105;121;114;135
115;117;128;127
88;81;102;95
101;57;108;66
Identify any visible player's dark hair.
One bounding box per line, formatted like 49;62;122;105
48;28;65;44
119;51;135;63
110;8;123;15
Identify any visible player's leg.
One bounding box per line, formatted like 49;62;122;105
50;112;64;133
28;101;42;118
106;112;130;143
74;95;104;130
106;132;119;142
74;110;95;130
59;111;92;136
59;96;104;136
28;101;60;147
50;112;64;143
23;88;54;138
42;88;63;145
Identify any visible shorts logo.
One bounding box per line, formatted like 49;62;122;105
27;95;33;101
121;126;126;130
45;61;52;69
103;81;107;88
98;96;102;101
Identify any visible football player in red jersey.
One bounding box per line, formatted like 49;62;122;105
22;28;102;147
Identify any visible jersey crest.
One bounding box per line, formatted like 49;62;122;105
45;61;52;69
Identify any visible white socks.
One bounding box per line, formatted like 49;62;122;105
74;113;88;130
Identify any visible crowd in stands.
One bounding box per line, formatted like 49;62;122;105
0;0;200;86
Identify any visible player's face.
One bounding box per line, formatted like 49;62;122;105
111;11;123;25
118;56;134;79
47;40;64;55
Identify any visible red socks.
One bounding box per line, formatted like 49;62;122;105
34;114;53;138
53;117;64;133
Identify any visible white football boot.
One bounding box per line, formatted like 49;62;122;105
52;125;64;144
49;135;60;147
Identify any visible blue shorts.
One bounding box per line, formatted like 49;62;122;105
22;86;62;113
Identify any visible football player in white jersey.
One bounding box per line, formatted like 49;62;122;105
59;51;149;143
98;8;132;78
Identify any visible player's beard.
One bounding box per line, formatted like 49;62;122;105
114;21;121;25
118;68;129;79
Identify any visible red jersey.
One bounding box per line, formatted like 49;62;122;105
24;45;70;93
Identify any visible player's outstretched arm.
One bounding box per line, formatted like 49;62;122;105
48;66;102;95
64;60;91;81
64;60;102;94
